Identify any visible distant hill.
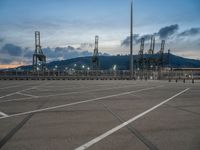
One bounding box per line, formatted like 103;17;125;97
17;53;200;71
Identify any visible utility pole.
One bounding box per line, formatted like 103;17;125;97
130;1;133;79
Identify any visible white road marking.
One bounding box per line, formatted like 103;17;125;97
75;88;190;150
0;87;36;99
0;97;34;103
0;85;22;90
0;81;54;100
35;84;85;92
0;92;17;99
0;111;8;117
16;92;38;98
34;88;51;92
0;85;162;119
0;82;143;104
0;81;44;90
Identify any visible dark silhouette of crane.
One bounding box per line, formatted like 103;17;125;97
148;36;155;54
92;35;99;70
33;31;46;71
158;40;165;68
138;38;145;70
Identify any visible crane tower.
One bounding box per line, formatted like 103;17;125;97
92;35;99;70
32;31;46;71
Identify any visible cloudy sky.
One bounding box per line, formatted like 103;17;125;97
0;0;200;68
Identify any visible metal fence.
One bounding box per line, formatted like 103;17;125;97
0;70;199;80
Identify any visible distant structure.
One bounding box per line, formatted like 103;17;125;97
148;36;155;54
168;49;171;68
138;38;145;70
135;37;167;71
33;31;46;71
130;1;133;78
158;40;165;67
92;35;99;70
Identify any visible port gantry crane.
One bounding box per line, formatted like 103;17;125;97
32;31;46;72
158;40;165;68
138;38;145;70
148;36;155;55
92;35;100;70
147;36;156;70
135;37;166;71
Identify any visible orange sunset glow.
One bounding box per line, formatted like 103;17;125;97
0;64;22;69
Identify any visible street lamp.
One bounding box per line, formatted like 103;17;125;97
53;65;58;71
113;65;117;71
82;65;85;69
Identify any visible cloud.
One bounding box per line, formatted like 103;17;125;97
42;46;93;62
157;24;179;39
121;24;200;47
178;27;200;37
0;43;23;56
0;38;4;43
140;34;154;42
121;34;141;46
80;43;94;49
121;33;155;47
0;41;111;65
0;44;28;64
120;24;200;58
32;46;109;62
121;36;130;47
0;43;95;65
121;24;179;47
0;57;14;64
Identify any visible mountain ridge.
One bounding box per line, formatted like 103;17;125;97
16;53;200;71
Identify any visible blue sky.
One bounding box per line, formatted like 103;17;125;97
0;0;200;66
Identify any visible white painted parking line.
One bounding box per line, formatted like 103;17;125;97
0;111;8;117
75;88;190;150
16;92;38;98
0;85;22;90
0;81;54;100
0;93;17;99
0;87;36;99
0;85;162;119
0;82;143;104
0;81;44;90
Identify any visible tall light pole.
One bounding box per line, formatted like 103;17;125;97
130;1;133;79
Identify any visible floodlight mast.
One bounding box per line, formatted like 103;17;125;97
130;1;133;79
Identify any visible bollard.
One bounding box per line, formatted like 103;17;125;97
168;78;171;82
176;79;178;83
183;79;185;83
192;79;194;84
